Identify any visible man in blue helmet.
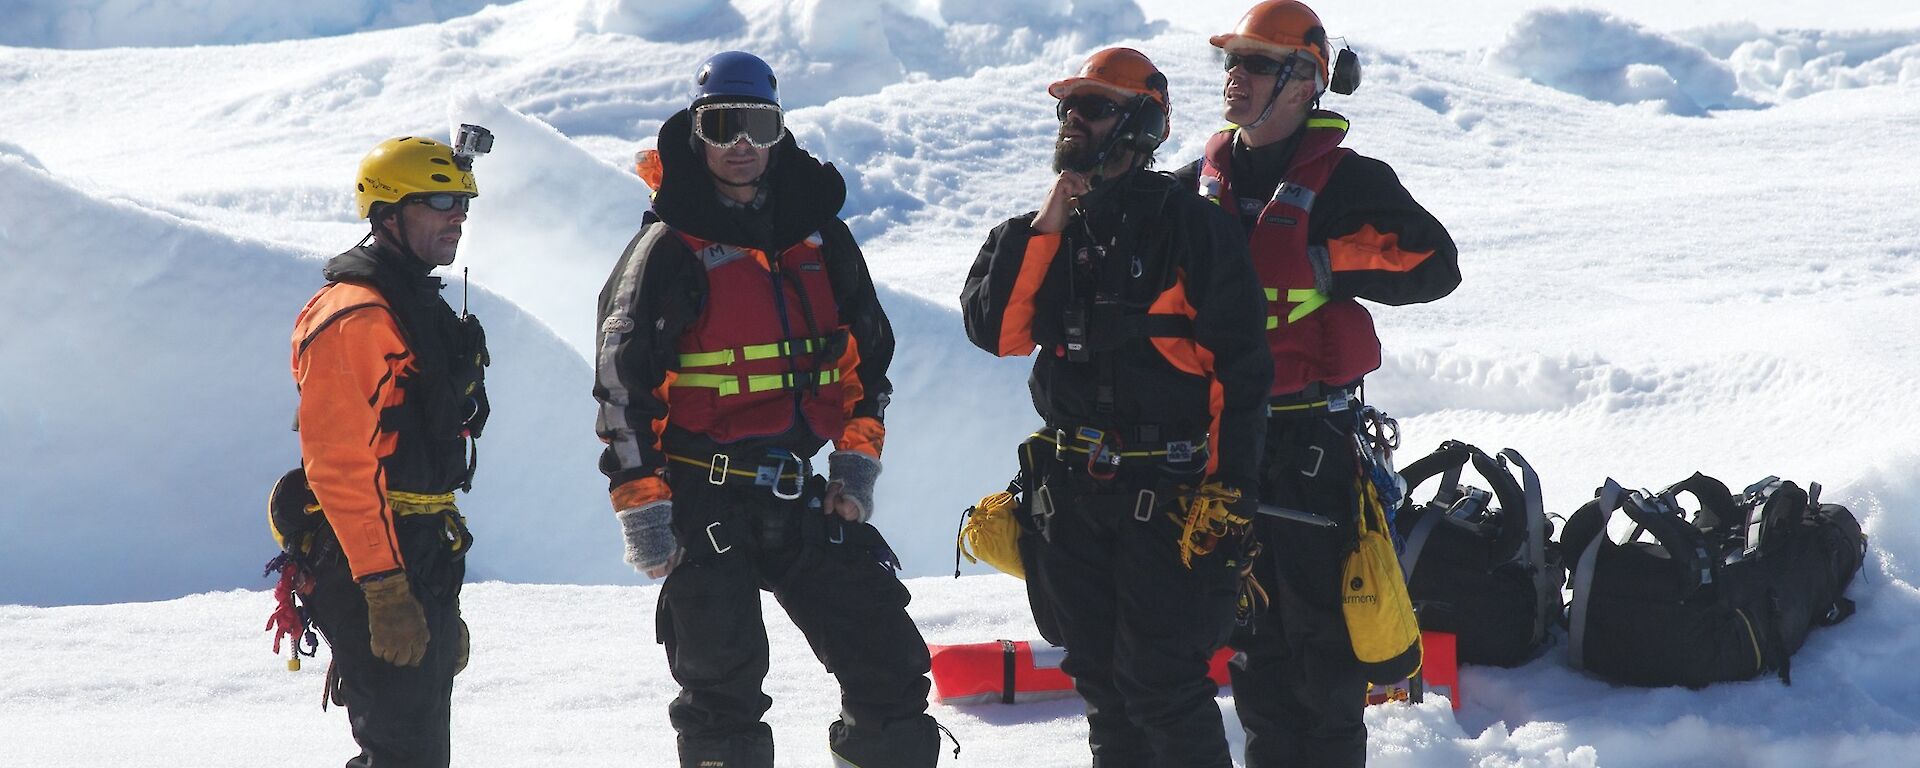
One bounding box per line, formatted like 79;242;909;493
592;51;942;768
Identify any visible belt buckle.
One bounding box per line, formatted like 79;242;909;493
708;453;730;485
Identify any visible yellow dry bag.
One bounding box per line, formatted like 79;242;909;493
958;490;1026;579
1342;475;1422;684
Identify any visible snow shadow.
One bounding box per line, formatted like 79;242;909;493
0;0;496;49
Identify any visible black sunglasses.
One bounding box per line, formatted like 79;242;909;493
411;192;471;212
1224;53;1292;76
1056;94;1124;122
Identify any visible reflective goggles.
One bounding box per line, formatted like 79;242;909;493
692;102;786;148
1056;94;1125;122
409;192;471;212
1224;52;1297;77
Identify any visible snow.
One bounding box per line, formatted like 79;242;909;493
3;0;1920;765
0;0;498;49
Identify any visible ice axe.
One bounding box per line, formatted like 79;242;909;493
1255;502;1337;528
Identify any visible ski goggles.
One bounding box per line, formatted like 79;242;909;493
408;192;471;212
1056;94;1125;122
692;102;786;148
1224;52;1301;77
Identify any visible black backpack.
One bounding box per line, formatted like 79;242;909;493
1561;474;1865;687
1396;442;1566;667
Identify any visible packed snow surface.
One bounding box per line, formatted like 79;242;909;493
3;0;1919;765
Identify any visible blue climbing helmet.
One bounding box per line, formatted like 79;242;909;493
689;51;785;148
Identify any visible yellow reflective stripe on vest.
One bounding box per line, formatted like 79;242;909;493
743;337;824;361
1286;288;1329;323
677;337;830;370
746;369;839;393
677;349;736;368
673;372;741;396
1306;117;1350;131
671;369;839;396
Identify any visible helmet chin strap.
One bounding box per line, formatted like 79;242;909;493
374;206;424;266
1079;93;1154;186
1237;54;1305;131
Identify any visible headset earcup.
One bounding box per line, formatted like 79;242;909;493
1128;100;1168;152
1331;48;1362;95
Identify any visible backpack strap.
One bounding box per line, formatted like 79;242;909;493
1395;441;1472;580
1662;472;1742;543
1395;441;1529;580
1618;488;1717;598
1498;448;1552;648
1568;479;1625;671
1568;480;1716;672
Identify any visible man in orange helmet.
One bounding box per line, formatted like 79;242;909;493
1175;2;1461;766
963;47;1272;767
281;128;492;767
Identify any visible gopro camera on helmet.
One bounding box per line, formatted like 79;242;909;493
453;124;494;170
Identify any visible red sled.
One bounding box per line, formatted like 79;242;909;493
929;631;1459;710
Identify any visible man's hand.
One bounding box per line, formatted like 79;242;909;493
1032;170;1091;234
617;500;681;579
361;574;430;667
824;451;881;523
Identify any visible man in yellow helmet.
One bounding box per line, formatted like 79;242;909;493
963;48;1271;767
282;128;492;767
1176;3;1461;765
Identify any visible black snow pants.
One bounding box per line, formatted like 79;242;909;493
1228;410;1368;768
1034;455;1241;768
656;472;938;768
304;512;470;768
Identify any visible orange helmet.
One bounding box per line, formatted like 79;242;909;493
1047;47;1169;107
1210;1;1332;84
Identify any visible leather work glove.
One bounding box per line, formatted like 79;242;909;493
618;500;681;579
453;616;470;676
361;574;430;667
825;450;881;523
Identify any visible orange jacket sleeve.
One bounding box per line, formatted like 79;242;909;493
961;216;1062;358
291;284;412;581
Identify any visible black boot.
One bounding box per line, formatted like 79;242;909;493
678;730;774;768
828;714;939;768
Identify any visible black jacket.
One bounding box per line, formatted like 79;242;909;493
961;170;1272;491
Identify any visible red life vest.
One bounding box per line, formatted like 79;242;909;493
1197;112;1382;395
667;231;847;444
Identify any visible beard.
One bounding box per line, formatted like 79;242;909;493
1052;132;1102;173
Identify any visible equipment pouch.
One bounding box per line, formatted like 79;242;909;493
1343;474;1423;685
957;488;1027;579
1015;434;1058;534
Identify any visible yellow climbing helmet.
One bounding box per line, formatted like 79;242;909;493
354;136;477;219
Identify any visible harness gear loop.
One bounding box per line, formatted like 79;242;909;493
1174;482;1251;568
